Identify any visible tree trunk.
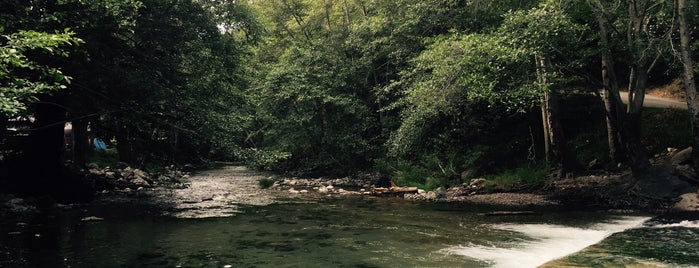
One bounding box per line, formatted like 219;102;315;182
0;114;7;151
589;0;627;166
588;0;654;174
116;124;135;164
72;119;89;167
26;102;66;194
678;0;699;170
624;0;651;173
601;60;624;165
536;55;568;176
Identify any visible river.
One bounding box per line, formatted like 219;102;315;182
1;166;698;267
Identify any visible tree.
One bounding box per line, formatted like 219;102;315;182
389;1;585;179
498;1;586;175
587;0;675;173
0;29;81;115
678;0;699;170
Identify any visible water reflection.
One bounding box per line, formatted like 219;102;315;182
5;197;681;268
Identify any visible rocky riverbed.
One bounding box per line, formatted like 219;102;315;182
2;159;698;223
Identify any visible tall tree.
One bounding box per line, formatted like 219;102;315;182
498;1;585;175
587;0;674;173
678;0;699;170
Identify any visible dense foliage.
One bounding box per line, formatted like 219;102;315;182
1;0;698;195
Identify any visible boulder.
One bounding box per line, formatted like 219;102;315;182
671;147;692;166
130;177;151;187
673;191;699;211
468;178;486;188
133;169;149;180
121;167;135;180
635;165;693;200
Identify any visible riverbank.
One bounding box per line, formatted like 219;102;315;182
268;165;698;211
2;160;697;223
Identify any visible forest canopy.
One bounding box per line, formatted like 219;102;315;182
1;0;698;192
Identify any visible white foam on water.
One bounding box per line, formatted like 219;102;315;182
652;220;699;229
443;216;649;268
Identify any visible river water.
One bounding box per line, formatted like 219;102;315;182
1;166;698;267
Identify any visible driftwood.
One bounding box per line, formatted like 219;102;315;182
371;187;419;196
370;181;419;196
481;211;541;216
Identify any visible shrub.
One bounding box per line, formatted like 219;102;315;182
258;177;275;189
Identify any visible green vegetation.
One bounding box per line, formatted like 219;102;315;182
258;177;275;189
86;149;120;168
642;108;693;154
1;0;698;195
486;163;550;189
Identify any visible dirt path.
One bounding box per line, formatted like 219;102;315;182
619;91;687;109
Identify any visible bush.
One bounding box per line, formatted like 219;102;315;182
232;148;291;170
86;148;119;168
376;146;489;191
258;177;275;189
642;108;691;153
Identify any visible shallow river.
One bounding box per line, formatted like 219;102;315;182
1;167;698;267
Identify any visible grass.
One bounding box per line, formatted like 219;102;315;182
485;163;549;188
258;178;275;189
86;148;119;168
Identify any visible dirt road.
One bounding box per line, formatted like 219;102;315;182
619;91;687;109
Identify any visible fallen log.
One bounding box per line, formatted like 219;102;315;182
370;186;419;196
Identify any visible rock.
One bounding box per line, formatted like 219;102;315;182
299;189;309;194
425;191;438;200
133;169;149;180
86;163;99;169
183;164;195;172
635;165;693;200
671;147;692;166
288;188;299;194
114;162;129;169
88;168;104;176
121;167;135;180
130;177;150;187
3;198;38;215
81;216;104;222
418;189;426;194
105;171;116;179
673;191;699;211
468;178;486;189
